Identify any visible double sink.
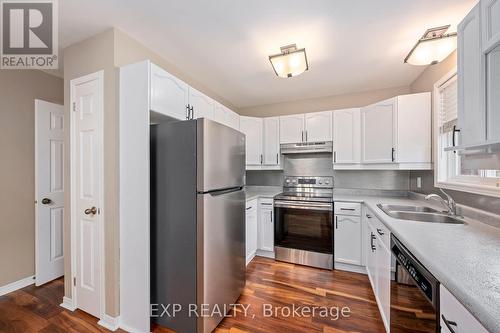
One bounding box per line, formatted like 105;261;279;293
377;204;466;224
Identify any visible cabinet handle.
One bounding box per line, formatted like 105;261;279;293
377;228;385;236
246;206;252;210
270;211;273;223
366;214;373;219
301;130;304;142
370;232;376;252
189;106;194;119
441;315;458;333
186;104;190;120
391;148;395;162
305;131;308;142
276;153;279;164
334;151;337;163
260;154;263;164
335;216;338;229
340;208;355;211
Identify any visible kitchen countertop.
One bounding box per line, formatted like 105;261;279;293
334;194;500;333
245;186;282;201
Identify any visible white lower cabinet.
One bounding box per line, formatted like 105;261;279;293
258;199;274;253
440;285;489;333
245;199;258;265
334;202;363;269
365;207;391;333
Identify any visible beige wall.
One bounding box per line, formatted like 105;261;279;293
62;29;120;316
114;29;236;110
0;70;63;287
410;50;457;94
238;86;411;117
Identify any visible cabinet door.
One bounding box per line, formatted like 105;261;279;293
334;215;362;265
150;64;189;120
240;116;263;165
279;114;304;143
226;109;240;130
365;223;377;292
189;87;214;120
376;241;391;331
213;102;227;125
263;117;280;165
361;101;396;163
305;111;333;142
486;46;500;141
333;108;361;164
481;0;500;50
245;200;258;264
458;4;485;145
258;203;274;252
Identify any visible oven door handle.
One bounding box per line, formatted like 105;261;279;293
274;201;333;211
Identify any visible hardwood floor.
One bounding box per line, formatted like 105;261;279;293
0;257;385;333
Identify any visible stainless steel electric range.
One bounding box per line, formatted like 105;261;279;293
274;176;334;269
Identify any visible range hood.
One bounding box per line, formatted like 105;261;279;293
280;141;333;154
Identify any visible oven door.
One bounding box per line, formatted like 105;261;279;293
274;200;333;269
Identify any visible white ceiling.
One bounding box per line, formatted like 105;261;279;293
60;0;477;108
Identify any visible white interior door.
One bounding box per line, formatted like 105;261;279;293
35;100;65;286
71;72;103;318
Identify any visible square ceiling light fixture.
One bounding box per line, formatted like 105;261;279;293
404;25;457;65
269;44;309;78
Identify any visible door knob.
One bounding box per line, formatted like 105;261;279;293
41;198;52;205
85;206;97;215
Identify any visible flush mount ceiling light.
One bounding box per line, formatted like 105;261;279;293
404;25;457;66
269;44;309;78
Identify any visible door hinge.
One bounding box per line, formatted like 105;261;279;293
72;102;77;112
73;277;76;286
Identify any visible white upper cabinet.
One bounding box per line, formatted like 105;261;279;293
150;63;189;120
361;99;396;164
305;111;333;142
482;0;500;141
360;93;431;168
333;108;361;164
189;87;214;120
458;4;485;146
213;102;240;130
481;0;500;50
279;114;305;144
263;117;280;166
240;116;263;165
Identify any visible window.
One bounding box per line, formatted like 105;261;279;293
434;69;500;197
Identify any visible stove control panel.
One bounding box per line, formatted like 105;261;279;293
284;176;333;188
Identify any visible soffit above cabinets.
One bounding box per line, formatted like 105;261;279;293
60;0;476;108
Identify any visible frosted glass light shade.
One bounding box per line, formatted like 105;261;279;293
406;35;457;65
269;46;309;78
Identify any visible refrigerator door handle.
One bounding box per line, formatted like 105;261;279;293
204;186;244;196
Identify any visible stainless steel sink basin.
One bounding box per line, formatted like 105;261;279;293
385;211;465;224
377;204;465;224
377;204;442;213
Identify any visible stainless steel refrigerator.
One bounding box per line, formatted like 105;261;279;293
150;118;246;333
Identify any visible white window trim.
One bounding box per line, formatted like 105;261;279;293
433;68;500;198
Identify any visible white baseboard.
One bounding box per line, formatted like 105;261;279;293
60;296;76;311
0;275;35;296
334;262;367;274
256;250;275;259
98;314;120;331
246;252;256;266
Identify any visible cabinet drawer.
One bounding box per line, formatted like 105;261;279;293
440;285;488;333
365;209;390;249
334;202;361;216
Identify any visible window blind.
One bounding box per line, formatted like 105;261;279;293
439;74;458;133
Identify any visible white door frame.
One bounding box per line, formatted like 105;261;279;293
69;70;106;320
